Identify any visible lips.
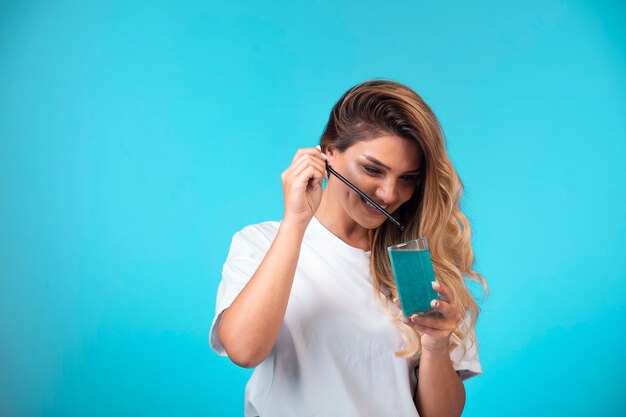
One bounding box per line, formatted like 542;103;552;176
359;194;388;213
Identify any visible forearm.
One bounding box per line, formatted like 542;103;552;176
218;220;307;367
414;348;466;417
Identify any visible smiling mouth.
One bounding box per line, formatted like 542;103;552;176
359;194;388;211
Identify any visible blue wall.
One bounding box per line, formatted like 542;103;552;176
1;1;625;415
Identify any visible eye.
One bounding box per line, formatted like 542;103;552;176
400;175;420;183
363;166;383;176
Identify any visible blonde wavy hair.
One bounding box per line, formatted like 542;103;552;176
319;79;489;359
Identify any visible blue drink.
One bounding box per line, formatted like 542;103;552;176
387;238;440;317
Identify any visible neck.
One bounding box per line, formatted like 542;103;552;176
314;187;371;251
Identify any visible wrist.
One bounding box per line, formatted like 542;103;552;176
420;343;449;357
280;217;309;236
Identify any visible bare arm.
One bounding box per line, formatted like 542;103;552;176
216;147;327;368
217;220;307;368
397;280;468;417
414;349;466;417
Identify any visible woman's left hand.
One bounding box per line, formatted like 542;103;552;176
394;281;463;354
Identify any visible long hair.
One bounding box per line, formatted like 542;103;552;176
319;79;489;359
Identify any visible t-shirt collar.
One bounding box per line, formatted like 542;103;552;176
309;215;372;258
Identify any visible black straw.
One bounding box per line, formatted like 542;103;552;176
324;160;405;231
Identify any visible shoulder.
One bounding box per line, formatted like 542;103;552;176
229;220;281;254
236;220;281;240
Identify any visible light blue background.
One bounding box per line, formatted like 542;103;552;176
1;0;625;415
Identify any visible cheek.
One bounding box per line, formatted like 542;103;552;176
344;163;362;179
401;185;418;201
337;165;374;207
345;164;374;188
395;187;417;208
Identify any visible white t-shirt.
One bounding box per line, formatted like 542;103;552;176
209;216;482;417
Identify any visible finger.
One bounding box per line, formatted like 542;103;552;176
290;156;326;181
315;145;331;162
409;322;438;336
295;150;328;180
429;298;455;319
409;314;452;331
432;281;454;304
296;152;326;173
307;147;331;174
292;147;330;166
410;323;426;336
407;322;449;338
393;297;402;311
317;147;330;179
287;154;313;177
293;165;325;191
286;153;325;183
290;148;308;165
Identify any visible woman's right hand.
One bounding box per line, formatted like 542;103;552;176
281;146;329;229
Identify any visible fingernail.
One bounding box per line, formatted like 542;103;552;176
401;316;410;324
316;145;330;161
392;297;398;303
432;281;439;288
431;299;439;308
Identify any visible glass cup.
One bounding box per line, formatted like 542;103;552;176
387;238;442;318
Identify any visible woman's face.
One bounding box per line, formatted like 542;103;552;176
326;134;423;229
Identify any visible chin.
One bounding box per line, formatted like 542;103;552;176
354;213;387;230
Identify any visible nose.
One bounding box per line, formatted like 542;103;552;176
374;178;399;207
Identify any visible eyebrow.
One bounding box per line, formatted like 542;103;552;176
362;155;422;174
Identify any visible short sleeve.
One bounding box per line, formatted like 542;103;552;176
450;313;483;381
209;228;265;357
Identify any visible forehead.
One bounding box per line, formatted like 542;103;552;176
348;135;422;168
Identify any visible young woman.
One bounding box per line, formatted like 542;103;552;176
209;79;489;417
